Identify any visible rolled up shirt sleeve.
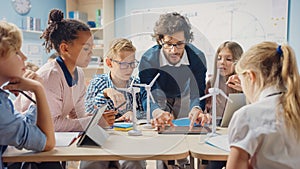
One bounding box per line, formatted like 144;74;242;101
14;104;37;125
0;99;46;152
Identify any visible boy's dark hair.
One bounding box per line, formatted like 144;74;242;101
152;12;193;44
40;9;90;53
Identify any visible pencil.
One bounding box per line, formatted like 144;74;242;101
18;90;36;104
114;101;127;111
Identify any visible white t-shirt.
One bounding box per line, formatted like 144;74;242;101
228;87;300;169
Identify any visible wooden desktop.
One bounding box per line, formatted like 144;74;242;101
187;128;229;161
3;127;229;169
3;130;189;162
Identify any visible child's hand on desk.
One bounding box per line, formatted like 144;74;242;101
115;111;134;122
151;109;174;128
98;110;116;127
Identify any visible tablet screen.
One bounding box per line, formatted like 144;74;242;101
157;126;211;135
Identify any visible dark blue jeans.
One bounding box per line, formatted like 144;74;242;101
202;160;226;169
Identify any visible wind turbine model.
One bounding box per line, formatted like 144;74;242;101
134;73;160;129
199;68;232;136
117;80;142;136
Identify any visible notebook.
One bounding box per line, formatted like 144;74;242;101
220;93;246;127
205;134;230;152
77;105;109;147
55;132;80;147
113;122;133;131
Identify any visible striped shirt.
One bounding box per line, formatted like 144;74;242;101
85;73;145;119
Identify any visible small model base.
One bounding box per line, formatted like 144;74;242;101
206;132;219;137
128;129;142;136
142;123;153;129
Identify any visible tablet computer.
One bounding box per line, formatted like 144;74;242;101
77;105;109;147
158;126;211;135
220;93;246;127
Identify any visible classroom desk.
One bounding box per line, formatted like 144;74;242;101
187;128;229;161
3;127;230;169
2;130;190;162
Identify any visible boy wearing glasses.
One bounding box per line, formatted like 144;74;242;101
84;38;146;169
85;38;145;121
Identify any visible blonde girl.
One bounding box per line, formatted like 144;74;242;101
226;41;300;169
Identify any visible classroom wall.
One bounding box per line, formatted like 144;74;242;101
115;0;300;70
0;0;66;65
1;0;298;68
0;0;66;30
288;0;300;68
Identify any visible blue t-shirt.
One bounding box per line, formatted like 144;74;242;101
0;89;46;169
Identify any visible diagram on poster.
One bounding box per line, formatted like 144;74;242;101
129;0;288;75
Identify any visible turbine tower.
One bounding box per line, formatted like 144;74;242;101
134;73;160;128
117;80;142;136
199;69;232;136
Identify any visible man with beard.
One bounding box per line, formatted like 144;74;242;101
138;12;208;168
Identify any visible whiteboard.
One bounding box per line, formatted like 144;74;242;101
127;0;288;75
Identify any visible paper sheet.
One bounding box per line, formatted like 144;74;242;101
55;132;80;147
205;134;230;152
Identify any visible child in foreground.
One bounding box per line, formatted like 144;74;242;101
226;41;300;169
0;21;55;169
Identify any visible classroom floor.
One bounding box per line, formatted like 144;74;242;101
66;159;203;169
67;160;157;169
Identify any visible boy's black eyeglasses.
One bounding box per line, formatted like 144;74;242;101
110;59;139;69
161;42;186;49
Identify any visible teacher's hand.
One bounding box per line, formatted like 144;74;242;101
151;109;174;128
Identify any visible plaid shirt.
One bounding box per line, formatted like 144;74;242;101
85;73;145;119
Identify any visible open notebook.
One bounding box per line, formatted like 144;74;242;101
205;134;230;152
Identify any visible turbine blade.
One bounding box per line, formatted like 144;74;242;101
219;90;233;102
133;84;146;87
149;73;160;87
130;77;135;87
149;92;155;103
199;94;213;100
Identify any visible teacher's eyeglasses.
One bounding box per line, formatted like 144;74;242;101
161;42;186;49
110;59;139;69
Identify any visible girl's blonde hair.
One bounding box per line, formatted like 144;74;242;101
106;38;136;59
0;21;22;57
236;41;300;141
